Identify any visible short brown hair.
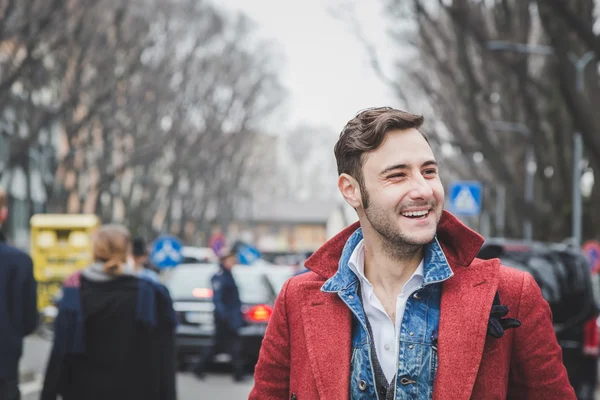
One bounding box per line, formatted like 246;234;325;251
334;107;426;207
93;224;131;275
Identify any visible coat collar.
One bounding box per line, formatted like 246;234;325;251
305;210;485;279
299;281;353;399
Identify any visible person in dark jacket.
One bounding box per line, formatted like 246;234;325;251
193;248;247;382
41;224;177;400
0;186;38;400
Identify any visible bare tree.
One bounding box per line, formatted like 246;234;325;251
87;1;287;242
0;0;286;244
337;0;600;241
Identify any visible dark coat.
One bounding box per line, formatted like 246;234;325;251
41;275;177;400
0;231;38;380
212;266;245;331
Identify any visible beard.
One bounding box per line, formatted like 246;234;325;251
363;195;441;260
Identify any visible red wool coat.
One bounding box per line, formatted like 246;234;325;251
250;211;576;399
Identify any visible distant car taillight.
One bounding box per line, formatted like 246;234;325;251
245;304;273;323
192;288;213;298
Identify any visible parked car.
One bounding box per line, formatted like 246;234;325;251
166;263;277;369
181;246;218;264
478;238;600;399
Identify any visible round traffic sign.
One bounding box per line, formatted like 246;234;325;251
583;240;600;274
150;235;183;269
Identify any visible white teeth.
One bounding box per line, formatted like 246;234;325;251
402;210;429;217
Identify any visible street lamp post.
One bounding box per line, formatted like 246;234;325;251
569;51;595;247
487;41;596;246
484;120;534;241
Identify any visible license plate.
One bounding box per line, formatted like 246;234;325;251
186;312;214;325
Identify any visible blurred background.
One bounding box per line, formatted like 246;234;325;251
2;0;600;399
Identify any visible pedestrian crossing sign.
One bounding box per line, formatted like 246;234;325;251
448;181;482;217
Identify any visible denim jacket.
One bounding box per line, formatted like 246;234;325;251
321;228;454;399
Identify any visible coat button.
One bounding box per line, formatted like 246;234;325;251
290;394;297;400
400;376;416;385
409;344;414;349
348;295;354;300
413;292;421;299
358;380;368;391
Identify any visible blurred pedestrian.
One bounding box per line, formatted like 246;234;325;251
193;248;247;382
0;186;38;400
41;224;176;400
250;107;575;399
132;236;160;282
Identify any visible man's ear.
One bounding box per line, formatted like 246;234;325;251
338;174;363;209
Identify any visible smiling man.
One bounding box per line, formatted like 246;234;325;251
249;107;575;399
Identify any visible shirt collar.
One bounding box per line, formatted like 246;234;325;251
347;239;425;293
322;228;452;293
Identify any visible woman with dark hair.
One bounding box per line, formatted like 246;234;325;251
41;224;176;400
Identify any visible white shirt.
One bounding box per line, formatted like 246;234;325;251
348;239;424;383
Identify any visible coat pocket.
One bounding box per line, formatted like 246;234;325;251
482;335;503;355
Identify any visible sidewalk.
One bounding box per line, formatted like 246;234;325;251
19;335;51;397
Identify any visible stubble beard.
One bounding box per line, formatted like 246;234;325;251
363;196;440;262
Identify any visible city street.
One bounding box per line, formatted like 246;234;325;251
19;336;254;400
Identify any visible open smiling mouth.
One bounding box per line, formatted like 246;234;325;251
401;210;431;219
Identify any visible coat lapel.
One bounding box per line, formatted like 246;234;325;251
434;259;501;400
300;281;352;400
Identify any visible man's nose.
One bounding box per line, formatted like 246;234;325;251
408;175;434;199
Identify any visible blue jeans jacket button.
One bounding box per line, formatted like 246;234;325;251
400;376;417;385
358;380;368;391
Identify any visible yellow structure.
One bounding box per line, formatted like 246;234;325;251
30;214;100;309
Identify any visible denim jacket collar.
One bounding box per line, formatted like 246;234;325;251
321;228;454;293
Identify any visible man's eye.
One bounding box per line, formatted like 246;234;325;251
424;169;437;175
388;173;406;179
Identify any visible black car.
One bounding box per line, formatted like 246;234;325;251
478;239;600;400
166;263;278;370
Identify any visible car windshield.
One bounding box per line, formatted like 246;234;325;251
166;264;274;304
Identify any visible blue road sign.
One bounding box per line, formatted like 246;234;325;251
237;242;262;265
448;181;482;217
150;235;183;269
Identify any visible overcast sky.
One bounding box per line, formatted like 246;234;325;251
220;0;401;133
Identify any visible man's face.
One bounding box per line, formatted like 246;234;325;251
354;128;444;248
